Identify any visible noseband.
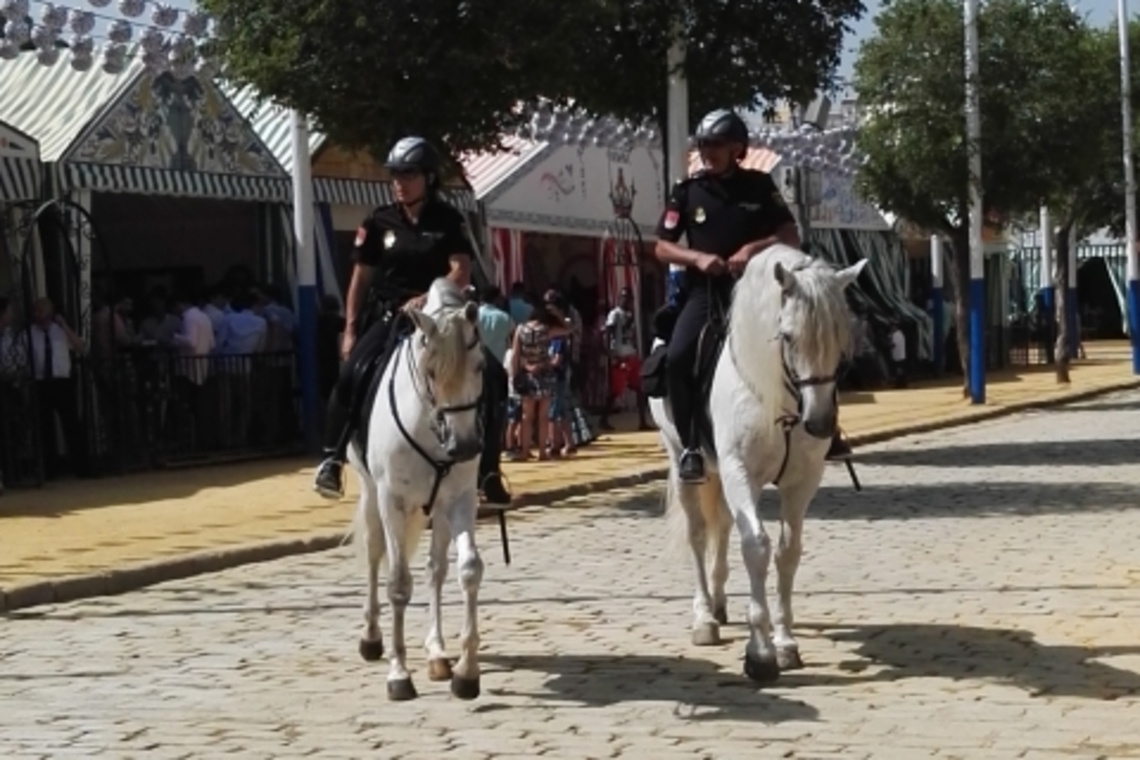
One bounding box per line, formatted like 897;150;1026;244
388;314;483;516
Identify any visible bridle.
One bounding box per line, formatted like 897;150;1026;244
726;262;843;485
388;313;483;516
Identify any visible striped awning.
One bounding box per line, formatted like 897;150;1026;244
55;161;292;203
0;119;41;202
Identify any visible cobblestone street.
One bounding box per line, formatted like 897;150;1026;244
4;392;1140;759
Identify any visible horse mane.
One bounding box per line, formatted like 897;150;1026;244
729;245;853;425
422;278;474;397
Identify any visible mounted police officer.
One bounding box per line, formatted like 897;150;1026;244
313;136;512;504
653;109;850;484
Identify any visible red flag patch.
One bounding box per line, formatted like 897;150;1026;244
354;226;367;247
663;210;680;230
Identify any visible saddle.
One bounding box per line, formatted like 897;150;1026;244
354;313;414;453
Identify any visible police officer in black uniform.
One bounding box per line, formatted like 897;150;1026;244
313;136;512;504
654;109;850;484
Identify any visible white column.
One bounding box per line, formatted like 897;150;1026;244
665;27;689;306
290;110;319;449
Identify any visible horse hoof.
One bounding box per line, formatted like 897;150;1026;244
744;654;781;684
777;647;804;671
713;605;728;626
359;639;384;662
387;678;418;701
691;622;721;647
427;658;453;682
451;676;480;701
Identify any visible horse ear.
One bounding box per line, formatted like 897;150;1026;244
835;259;868;290
774;261;797;293
463;301;479;323
407;309;438;340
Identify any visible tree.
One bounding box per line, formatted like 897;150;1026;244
852;0;1103;388
200;0;865;163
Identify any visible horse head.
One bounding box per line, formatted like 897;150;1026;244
405;279;485;462
771;255;867;439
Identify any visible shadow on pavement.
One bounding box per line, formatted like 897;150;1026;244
480;653;820;723
856;437;1140;469
810;479;1140;519
793;622;1140;701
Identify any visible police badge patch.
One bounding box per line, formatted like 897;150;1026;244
383;230;397;249
693;207;707;224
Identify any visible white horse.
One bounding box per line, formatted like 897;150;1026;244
350;277;487;701
650;246;866;683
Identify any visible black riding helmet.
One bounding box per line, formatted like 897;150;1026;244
385;136;440;179
694;109;749;159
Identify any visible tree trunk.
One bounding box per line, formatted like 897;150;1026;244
1053;222;1073;384
947;227;972;397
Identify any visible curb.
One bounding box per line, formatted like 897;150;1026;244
4;379;1138;614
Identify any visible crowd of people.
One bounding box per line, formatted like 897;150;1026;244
469;283;597;462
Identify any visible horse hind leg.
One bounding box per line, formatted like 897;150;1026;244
355;483;386;663
424;512;453;682
708;484;731;626
673;474;723;646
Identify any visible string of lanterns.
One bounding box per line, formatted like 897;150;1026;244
0;0;215;78
515;101;862;176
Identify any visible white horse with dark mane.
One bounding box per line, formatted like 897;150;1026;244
350;277;488;701
650;245;865;682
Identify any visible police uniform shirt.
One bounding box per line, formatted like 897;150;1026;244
352;200;475;300
655;169;796;276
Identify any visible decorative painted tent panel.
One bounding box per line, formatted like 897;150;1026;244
60;71;290;202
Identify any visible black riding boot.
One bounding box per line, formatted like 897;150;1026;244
314;394;350;499
669;376;706;484
478;350;512;505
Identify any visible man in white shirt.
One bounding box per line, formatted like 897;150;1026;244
30;297;89;479
173;290;215;386
203;286;231;337
599;287;649;431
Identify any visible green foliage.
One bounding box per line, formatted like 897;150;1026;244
852;0;1101;238
200;0;865;161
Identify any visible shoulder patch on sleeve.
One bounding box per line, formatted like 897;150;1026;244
354;226;368;247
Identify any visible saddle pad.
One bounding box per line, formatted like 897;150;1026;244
355;317;413;454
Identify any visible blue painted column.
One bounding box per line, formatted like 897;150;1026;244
291;110;320;451
965;0;985;403
930;235;944;374
1121;0;1140;373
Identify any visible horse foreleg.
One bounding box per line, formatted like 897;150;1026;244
449;492;484;700
720;458;779;684
357;483;386;662
773;477;819;672
676;475;720;646
424;514;453;682
381;501;417;701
